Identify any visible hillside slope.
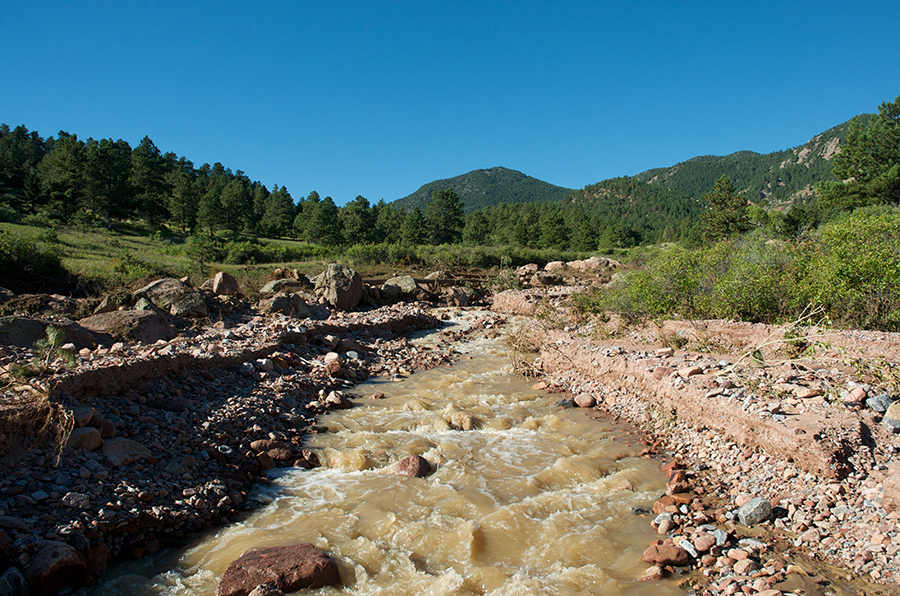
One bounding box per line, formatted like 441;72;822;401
634;119;857;207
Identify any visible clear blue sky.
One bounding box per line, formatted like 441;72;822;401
3;1;897;206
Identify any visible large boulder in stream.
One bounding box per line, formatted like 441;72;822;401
215;544;341;596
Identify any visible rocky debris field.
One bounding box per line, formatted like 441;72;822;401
494;288;900;595
0;262;506;595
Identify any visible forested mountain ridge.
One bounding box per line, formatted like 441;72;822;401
633;119;856;208
392;166;574;213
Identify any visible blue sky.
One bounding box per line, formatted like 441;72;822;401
3;1;897;205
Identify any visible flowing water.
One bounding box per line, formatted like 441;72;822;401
87;313;685;596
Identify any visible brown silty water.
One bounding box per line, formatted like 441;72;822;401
85;313;685;595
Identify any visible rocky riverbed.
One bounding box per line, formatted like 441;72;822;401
494;287;900;596
1;261;899;595
0;275;498;595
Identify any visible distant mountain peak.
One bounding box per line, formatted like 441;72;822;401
392;167;573;213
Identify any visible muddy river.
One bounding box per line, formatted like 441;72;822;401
85;314;685;595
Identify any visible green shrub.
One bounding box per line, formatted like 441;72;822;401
797;207;900;330
0;231;66;287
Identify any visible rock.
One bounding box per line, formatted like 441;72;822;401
694;533;716;553
24;542;90;595
71;406;98;427
515;263;539;278
260;277;312;295
93;294;120;315
215;544;341;596
443;286;471;307
62;492;90;509
737;497;772;526
314;264;364;311
544;261;569;272
883;462;900;512
574;393;595;408
866;393;893;413
324;391;353;409
66;427;102;451
213;272;241;296
733;558;758;575
529;271;563;287
0;316;99;350
394;455;433;478
640;565;663;581
641;543;691;566
102;437;151;467
0;567;28;596
883;402;900;433
258;293;311;318
79;310;176;344
677;365;702;377
134;278;208;318
381;275;419;298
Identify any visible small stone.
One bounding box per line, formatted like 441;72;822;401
733;558;757;575
867;393;893;413
642;544;691;566
738;497;772;526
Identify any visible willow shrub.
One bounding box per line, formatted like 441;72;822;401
797;207;900;330
587;236;801;324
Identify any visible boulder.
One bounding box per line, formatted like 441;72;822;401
133;278;208;318
79;310;175;344
215;544;341;596
530;271;563;287
258;293;311;318
260;277;312;295
381;275;419;297
314;264;364;311
213;271;241;296
443;286;472;307
66;427;102;451
102;437;151;467
394;455;433;478
0;316;99;350
544;261;568;272
24;542;90;595
515;264;539;278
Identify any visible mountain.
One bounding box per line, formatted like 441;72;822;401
633;119;857;208
392;166;574;213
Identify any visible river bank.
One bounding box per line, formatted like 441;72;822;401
493;288;900;595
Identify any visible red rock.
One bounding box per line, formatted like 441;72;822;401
677;365;702;377
640;565;663;581
653;496;676;514
250;440;290;453
642;544;691;566
215;544;341;596
694;533;716;553
213;271;240;296
574;393;595;408
367;393;385;399
394;455;432;478
666;481;692;495
24;542;90;595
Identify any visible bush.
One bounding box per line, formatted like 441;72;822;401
797;208;900;330
0;231;66;290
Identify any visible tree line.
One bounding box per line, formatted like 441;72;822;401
2;92;896;252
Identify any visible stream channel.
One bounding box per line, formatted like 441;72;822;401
85;311;685;595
